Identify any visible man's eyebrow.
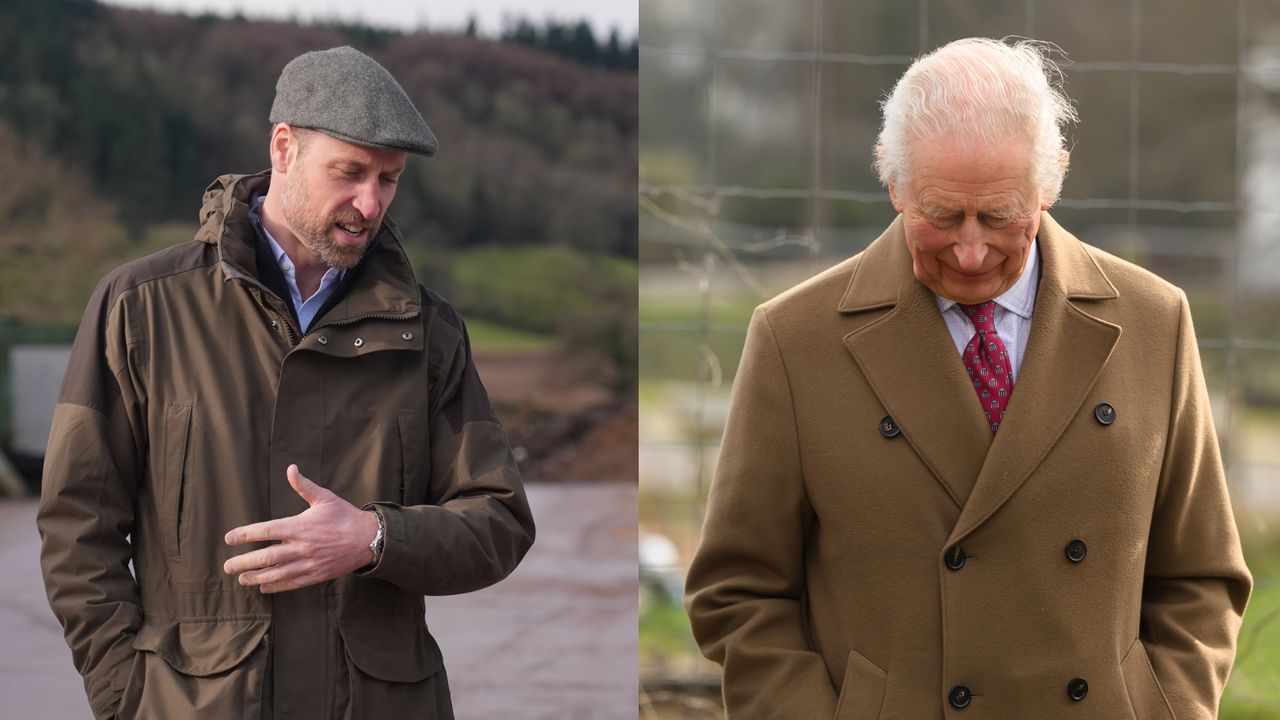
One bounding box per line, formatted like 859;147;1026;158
982;206;1031;220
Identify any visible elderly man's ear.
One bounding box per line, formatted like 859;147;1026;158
1042;148;1071;211
877;146;907;213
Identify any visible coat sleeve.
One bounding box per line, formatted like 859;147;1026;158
37;278;145;720
684;306;839;719
363;297;535;595
1141;290;1252;718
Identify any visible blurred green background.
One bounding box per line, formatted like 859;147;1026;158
638;0;1280;716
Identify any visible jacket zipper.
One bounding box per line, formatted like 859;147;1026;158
250;287;299;348
308;310;421;334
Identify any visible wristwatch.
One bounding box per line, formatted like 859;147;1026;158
367;510;386;564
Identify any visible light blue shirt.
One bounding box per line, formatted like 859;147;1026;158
249;195;343;333
934;239;1040;382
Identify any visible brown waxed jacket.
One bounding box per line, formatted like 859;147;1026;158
37;171;535;719
685;214;1252;720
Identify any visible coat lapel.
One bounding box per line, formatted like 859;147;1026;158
840;219;993;508
948;213;1121;543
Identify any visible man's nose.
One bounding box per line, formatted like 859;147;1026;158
952;221;989;271
352;180;380;220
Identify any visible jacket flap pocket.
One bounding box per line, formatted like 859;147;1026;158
833;649;887;720
1120;638;1176;720
339;622;444;683
133;618;268;677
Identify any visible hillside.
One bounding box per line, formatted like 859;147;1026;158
0;0;637;338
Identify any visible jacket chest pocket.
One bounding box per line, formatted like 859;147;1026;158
160;403;193;559
396;412;428;505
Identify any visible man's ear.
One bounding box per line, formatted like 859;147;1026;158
887;182;904;213
269;124;295;175
1043;148;1070;210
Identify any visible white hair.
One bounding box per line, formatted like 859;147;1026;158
874;37;1079;205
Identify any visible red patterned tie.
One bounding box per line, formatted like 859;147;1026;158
960;301;1014;434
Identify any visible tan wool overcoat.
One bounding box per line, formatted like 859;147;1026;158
38;172;535;720
686;214;1252;720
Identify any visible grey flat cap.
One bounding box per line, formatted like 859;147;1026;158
270;46;438;157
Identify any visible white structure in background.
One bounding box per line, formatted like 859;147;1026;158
640;529;685;603
10;345;71;456
1242;32;1280;291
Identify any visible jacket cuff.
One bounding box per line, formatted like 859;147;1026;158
356;501;405;578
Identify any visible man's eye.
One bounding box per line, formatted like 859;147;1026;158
984;215;1013;229
927;214;959;228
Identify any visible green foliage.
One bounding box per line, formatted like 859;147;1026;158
464;319;552;352
640;594;695;661
500;18;637;72
451;246;637;388
1222;582;1280;718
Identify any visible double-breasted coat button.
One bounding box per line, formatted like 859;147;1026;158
1065;539;1087;563
1094;402;1115;425
878;416;901;438
1067;677;1088;701
945;545;966;571
317;335;328;345
948;684;972;709
402;331;414;341
354;338;365;348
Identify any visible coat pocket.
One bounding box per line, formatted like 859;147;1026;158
832;649;887;720
160;403;193;559
128;618;269;720
338;621;452;719
1120;638;1176;720
396;412;426;505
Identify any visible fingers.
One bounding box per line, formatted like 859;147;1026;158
234;559;321;594
223;544;300;576
287;464;327;506
224;519;289;546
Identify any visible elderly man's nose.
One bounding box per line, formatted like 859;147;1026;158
953;231;989;270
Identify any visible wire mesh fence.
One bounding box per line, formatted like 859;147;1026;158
639;0;1280;714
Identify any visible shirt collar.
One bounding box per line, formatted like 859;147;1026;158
248;193;343;287
934;237;1039;320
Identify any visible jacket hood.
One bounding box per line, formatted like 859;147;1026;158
195;171;270;247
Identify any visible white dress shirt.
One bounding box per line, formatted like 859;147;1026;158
934;239;1040;383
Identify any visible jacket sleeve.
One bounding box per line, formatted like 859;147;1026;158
37;278;145;720
1141;290;1252;718
684;306;839;719
363;300;535;595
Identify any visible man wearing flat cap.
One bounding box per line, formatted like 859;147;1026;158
686;38;1251;718
38;45;534;719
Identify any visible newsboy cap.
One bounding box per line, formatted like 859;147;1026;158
270;45;438;157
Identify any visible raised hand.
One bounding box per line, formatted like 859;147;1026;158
223;464;380;593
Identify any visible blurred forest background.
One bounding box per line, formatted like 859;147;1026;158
639;0;1280;717
0;0;638;484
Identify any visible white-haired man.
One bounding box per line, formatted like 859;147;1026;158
686;37;1251;719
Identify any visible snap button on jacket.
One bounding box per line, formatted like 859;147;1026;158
685;214;1251;720
37;171;535;720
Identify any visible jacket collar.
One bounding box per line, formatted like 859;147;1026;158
195;172;421;330
836;213;1117;313
838;212;1121;533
